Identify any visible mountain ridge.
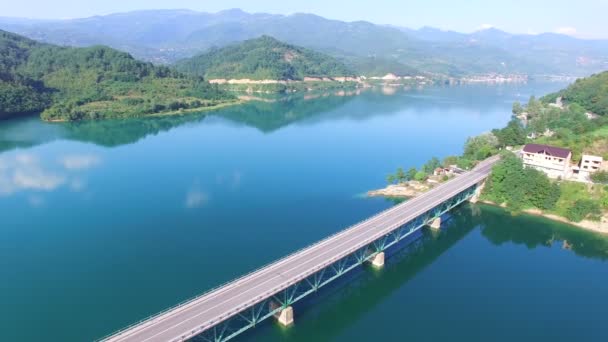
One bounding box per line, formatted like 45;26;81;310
1;9;607;77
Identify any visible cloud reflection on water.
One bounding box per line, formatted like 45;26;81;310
0;153;101;197
59;154;101;170
0;154;65;195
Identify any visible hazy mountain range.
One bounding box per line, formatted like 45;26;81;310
1;9;607;77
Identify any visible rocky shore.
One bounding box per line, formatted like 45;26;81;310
367;181;431;198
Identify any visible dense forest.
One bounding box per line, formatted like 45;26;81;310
0;30;52;118
175;36;355;81
0;30;234;121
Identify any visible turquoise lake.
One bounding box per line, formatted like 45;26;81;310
1;83;607;341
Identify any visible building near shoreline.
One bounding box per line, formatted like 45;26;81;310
521;144;572;179
573;154;605;181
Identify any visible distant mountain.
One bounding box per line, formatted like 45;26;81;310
0;30;232;121
402;27;608;76
1;9;608;77
176;36;354;80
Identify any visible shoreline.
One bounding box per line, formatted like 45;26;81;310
368;184;608;234
148;99;244;118
41;99;244;123
367;182;430;198
478;200;608;234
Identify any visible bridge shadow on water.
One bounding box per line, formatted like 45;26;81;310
229;205;483;342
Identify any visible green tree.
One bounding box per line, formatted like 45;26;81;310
407;167;418;181
443;155;459;167
386;174;396;185
512;101;523;115
414;171;427;182
492;119;526;147
591;171;608;184
456;158;473;170
422;157;441;174
395;167;407;183
483;153;562;213
527;95;543;117
463;133;499;161
601;187;608;208
565;200;601;222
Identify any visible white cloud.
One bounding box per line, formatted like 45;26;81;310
526;29;539;35
216;171;243;190
0;154;65;195
12;168;64;191
555;27;577;36
185;190;209;209
69;178;87;192
15;154;37;165
28;195;45;208
476;23;494;31
59;154;101;170
185;179;212;209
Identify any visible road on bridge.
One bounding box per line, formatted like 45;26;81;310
104;156;500;342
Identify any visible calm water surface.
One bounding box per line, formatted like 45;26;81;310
1;84;607;341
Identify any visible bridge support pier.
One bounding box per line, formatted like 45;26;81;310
429;217;442;230
469;181;486;203
370;252;385;268
277;306;294;326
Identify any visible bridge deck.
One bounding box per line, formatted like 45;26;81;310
104;156;499;342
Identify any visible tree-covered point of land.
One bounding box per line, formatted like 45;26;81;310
0;29;234;121
175;36;356;81
483;153;561;213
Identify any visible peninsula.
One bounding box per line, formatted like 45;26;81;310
0;30;236;121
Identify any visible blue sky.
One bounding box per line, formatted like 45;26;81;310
4;0;607;39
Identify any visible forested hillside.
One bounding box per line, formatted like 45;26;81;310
544;71;608;116
0;30;234;121
175;36;354;80
0;30;52;118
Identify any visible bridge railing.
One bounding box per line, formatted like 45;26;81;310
98;189;418;341
187;183;481;341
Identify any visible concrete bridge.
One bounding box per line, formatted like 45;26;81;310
102;156;500;342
